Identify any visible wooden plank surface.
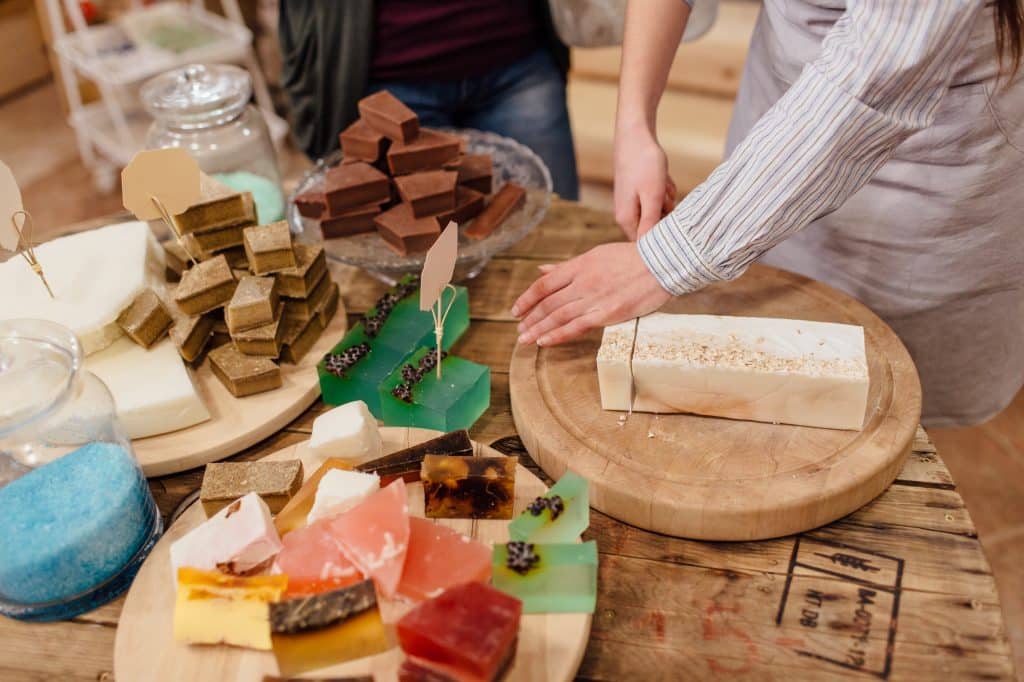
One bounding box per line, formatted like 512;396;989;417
0;200;1013;681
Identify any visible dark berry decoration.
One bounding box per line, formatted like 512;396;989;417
401;364;420;383
547;495;565;520
527;496;547;517
505;541;540;575
322;343;370;377
391;383;414;403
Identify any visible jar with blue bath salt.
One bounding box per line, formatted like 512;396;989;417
0;319;162;621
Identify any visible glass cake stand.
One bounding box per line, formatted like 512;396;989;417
288;128;553;284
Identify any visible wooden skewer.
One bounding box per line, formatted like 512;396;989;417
10;210;54;299
149;194;199;266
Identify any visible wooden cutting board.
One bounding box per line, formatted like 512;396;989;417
114;428;592;682
509;263;921;541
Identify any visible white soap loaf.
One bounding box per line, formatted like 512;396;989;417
597;313;870;430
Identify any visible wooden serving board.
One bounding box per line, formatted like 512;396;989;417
133;275;348;477
509;263;922;541
114;428;593;682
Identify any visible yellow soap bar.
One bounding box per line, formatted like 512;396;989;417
273;457;353;535
173;568;287;650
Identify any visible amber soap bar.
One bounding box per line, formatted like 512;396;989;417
421;455;517;520
356;429;473;484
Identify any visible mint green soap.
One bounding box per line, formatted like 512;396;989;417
213;171;285;223
376;285;469;356
509;471;589;544
379;347;490;431
491;541;598;614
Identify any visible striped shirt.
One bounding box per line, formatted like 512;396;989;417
638;1;984;295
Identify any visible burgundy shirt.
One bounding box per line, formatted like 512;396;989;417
369;0;543;82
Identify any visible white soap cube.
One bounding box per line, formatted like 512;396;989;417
308;400;383;466
307;468;381;523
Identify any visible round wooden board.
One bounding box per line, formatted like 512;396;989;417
509;263;922;541
132;283;347;477
114;428;593;682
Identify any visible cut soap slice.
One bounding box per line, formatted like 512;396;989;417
85;337;209;439
397;517;491;602
273;517;364;597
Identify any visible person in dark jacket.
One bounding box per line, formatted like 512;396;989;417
279;0;579;199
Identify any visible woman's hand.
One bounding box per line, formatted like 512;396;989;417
613;125;677;241
512;242;672;346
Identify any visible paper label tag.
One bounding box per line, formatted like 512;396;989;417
420;221;458;311
121;149;201;220
0;160;24;252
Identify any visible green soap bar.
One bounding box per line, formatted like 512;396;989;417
318;326;412;416
509;471;589;544
373;284;469;356
379;347;490;431
491;540;598;614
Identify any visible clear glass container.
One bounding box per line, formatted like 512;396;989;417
0;320;162;621
141;62;285;223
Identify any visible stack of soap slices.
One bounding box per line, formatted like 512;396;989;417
294;89;527;254
171;408;597;679
317;275;489;431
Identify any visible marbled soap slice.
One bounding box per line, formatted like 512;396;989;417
397;517;491;602
421;455;516;520
329;478;409;598
397;581;522;682
508;471;589;544
491;540;598;614
273;517;364;597
356;429;473;485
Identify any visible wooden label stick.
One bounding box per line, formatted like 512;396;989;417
121;149;202;265
420;221;459;378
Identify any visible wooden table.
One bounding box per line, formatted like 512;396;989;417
0;201;1015;681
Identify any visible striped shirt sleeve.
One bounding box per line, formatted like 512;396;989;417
638;1;983;295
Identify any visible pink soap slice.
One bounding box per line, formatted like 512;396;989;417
274;517;364;597
329;478;410;598
398;517;491;602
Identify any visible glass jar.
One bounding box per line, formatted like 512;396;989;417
0;320;162;621
141;63;285;224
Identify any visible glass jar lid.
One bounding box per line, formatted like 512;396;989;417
141;63;252;130
0;320;79;434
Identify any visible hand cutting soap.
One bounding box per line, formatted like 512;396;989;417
170;492;282;580
173;568;286;650
421;455;516;520
597;313;870;430
273;515;364;596
491;541;598;614
380;348;490;431
397;581;522;682
356;429;473;484
270;579;389;676
307;468;380;523
509;471;589;544
397;517;491;602
308;400;383;466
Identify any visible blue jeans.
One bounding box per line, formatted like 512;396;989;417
367;49;579;200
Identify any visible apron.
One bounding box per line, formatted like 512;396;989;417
728;1;1024;427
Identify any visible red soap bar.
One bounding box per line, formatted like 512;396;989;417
324;162;390;215
398;658;458;682
340;118;390;163
329;479;410;598
388;129;462;175
465;183;525;241
397;517;491;602
358;90;420;144
320;202;382;239
294;190;325;219
397;581;522;682
374;203;442;256
394;170;457;218
435;187;485;228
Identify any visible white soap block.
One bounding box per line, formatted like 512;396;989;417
307;468;381;523
86;336;210;439
0;221;164;355
596;319;637;411
597;313;870;430
308;400;383;465
170;492;282;583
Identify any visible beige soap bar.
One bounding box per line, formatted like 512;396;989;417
597;313;870;431
226;276;279;334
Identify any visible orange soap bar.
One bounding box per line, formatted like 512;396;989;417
398;517;491;602
274;517;364;597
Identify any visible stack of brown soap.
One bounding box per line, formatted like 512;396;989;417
293;89;527;255
171;173;258;262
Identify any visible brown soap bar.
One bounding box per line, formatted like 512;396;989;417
207;307;229;335
356;429;473;484
244;222;297;275
168;307;214;364
276;244;327;298
339;118;390;163
231;304;286;358
320;203;381;239
174;255;237;315
465;183;526;240
294;190;326;219
387;129;461;175
280;314;324;364
189;220;250;254
220;245;250;270
226;276;280;334
448;154;493;194
117;288;172;348
210;330;232;348
421;455;518;520
163;240;190;281
324;162;390;215
282;270;332;321
173;174;257;235
209;343;282;397
435;187;486;228
393;170;457;218
358;90;420;143
201;460;304;516
374;203;442;256
316;281;340;328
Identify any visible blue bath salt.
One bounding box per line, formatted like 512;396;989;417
213;170;285;223
0;442;153;605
